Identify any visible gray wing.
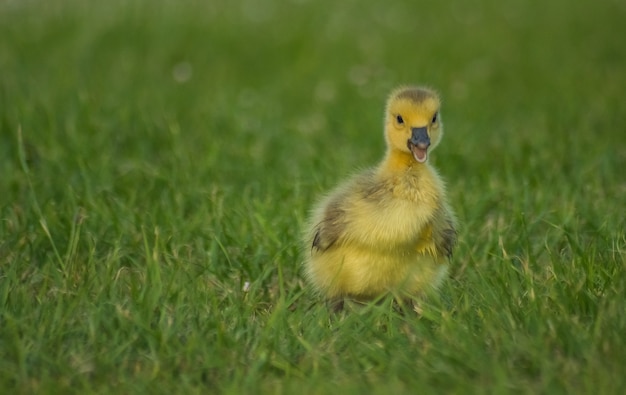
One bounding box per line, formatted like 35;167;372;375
437;221;457;258
436;218;457;259
311;201;346;253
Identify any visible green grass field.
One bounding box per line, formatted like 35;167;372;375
1;0;625;393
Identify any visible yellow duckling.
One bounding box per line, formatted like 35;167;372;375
304;86;457;304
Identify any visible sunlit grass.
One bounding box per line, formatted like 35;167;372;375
1;0;625;393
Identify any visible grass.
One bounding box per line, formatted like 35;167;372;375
1;0;625;393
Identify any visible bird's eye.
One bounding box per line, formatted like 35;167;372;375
396;115;404;124
432;112;438;123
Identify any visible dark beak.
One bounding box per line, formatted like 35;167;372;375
409;127;430;149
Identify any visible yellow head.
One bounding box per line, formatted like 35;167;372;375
384;86;442;164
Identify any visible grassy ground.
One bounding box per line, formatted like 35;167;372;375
1;0;625;393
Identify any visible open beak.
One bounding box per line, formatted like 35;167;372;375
407;126;430;163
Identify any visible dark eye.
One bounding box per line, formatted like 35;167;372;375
396;115;404;124
432;112;438;123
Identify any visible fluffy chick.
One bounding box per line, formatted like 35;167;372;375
304;86;457;303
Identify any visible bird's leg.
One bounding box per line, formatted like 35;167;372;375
328;298;345;313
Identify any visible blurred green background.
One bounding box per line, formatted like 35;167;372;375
1;0;625;393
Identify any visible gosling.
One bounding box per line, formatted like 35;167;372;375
303;86;457;305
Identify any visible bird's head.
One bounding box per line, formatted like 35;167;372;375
384;86;442;164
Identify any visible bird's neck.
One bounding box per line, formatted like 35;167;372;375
378;149;427;176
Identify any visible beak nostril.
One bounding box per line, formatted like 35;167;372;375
410;126;430;148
